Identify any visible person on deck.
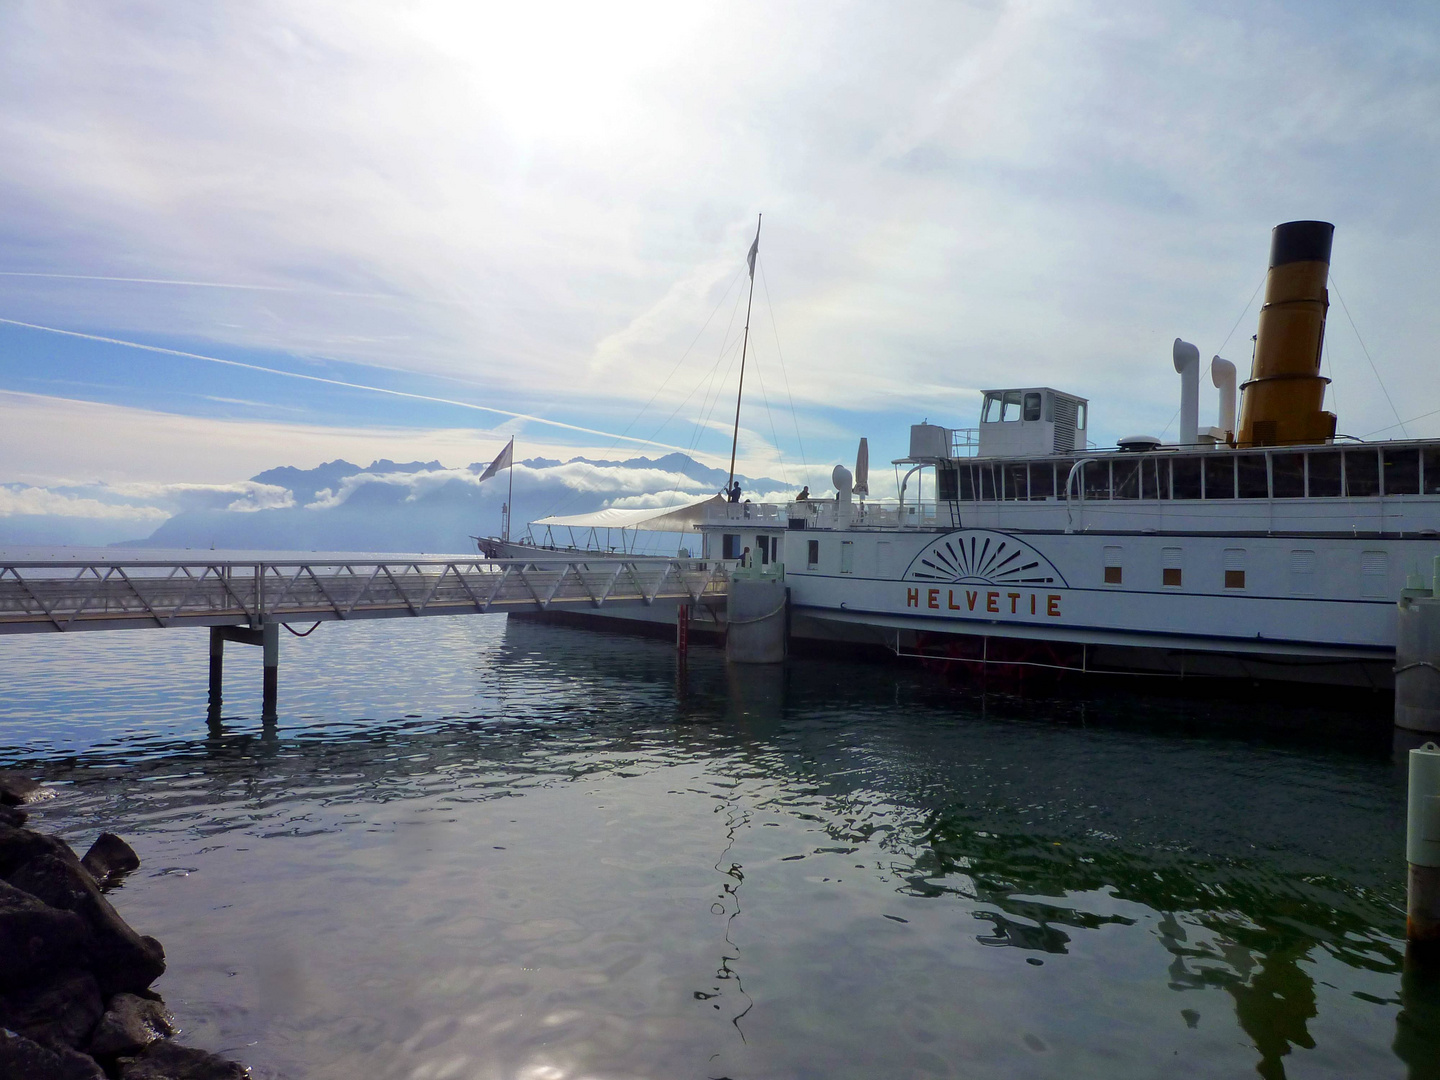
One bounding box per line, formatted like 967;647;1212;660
796;486;810;501
740;546;752;568
727;481;742;503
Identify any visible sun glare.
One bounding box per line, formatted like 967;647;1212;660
405;1;711;143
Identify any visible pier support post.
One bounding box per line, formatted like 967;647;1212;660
208;627;225;711
676;603;690;657
1410;742;1440;965
261;622;279;721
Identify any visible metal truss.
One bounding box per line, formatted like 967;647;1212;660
0;558;730;635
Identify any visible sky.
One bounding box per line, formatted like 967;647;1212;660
3;0;1440;536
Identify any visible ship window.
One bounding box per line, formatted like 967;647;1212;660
1162;547;1183;587
1307;450;1342;496
1075;403;1087;430
1001;391;1023;421
840;541;854;574
1425;449;1440;495
1172;457;1201;500
1082;460;1110;500
807;539;819;569
982;393;1003;423
1223;548;1245;589
757;536;771;565
1145;458;1169;499
1344;449;1380;497
1103;546;1122;585
1004;463;1028;501
1203;456;1235;499
979;465;997;501
937;466;959;501
1236;455;1268;498
958;466;976;501
723;534;741;559
1271;453;1305;498
1384;449;1420;495
1113;459;1140;499
1029;462;1054;500
1022;393;1042;421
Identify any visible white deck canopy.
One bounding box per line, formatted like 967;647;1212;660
531;494;723;534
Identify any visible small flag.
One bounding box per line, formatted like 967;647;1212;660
747;234;759;280
478;437;514;482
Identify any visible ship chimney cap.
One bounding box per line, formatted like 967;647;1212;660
1270;220;1334;268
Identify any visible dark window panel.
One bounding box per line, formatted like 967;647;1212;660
1204;456;1235;499
1384;449;1420;496
1236;455;1268;498
1029;462;1054;500
1271;453;1305;498
1083;461;1111;500
1308;450;1342;496
1172;457;1202;500
1345;449;1380;497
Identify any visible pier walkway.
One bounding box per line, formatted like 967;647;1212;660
0;556;729;715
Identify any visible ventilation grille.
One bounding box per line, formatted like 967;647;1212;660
1052;398;1077;453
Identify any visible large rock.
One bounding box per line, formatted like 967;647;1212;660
0;1029;105;1080
0;969;103;1052
0;823;83;880
88;992;177;1059
0;771;53;806
81;833;141;889
8;853;165;995
0;804;28;828
0;878;90;989
118;1039;249;1079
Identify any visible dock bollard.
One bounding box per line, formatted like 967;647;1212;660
1410;742;1440;962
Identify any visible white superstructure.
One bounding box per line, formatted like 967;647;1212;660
688;220;1434;685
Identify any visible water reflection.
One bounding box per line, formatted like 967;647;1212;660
0;616;1433;1078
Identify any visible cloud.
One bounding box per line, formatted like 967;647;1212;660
1;0;1439;475
0;485;170;521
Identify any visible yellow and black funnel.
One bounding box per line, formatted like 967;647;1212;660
1235;220;1337;448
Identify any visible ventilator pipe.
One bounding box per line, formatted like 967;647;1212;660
832;464;853;528
1173;339;1200;447
1409;742;1440;964
1211;356;1237;441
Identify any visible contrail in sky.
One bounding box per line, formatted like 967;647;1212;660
0;316;711;458
0;271;454;304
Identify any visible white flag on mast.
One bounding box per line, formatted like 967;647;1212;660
747;233;759;280
478;437;514;482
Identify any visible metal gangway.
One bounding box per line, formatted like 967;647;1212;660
0;556;730;716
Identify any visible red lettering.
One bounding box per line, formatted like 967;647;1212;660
928;588;939;609
1030;594;1036;615
986;591;999;613
947;589;961;610
1047;594;1061;617
906;588;919;608
1008;592;1020;613
966;590;978;611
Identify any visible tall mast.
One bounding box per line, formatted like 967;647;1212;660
505;448;513;542
727;213;762;490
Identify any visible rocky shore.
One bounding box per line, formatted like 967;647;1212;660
0;773;249;1079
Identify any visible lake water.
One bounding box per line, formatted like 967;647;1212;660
1;613;1436;1079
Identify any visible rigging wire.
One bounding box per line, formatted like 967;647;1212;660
1214;274;1267;359
750;352;790;489
757;257;809;475
1329;273;1407;438
534;264;748;520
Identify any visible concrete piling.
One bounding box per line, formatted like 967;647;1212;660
1411;742;1440;964
1396;560;1440;737
726;565;787;665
